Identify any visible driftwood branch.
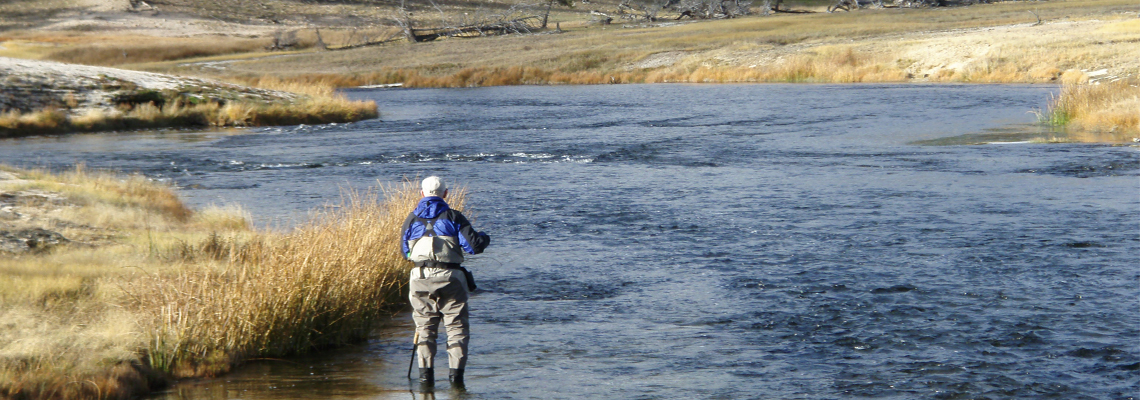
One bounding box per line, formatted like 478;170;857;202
1028;9;1042;25
314;28;327;50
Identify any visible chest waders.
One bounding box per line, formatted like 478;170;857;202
408;214;471;390
411;215;477;291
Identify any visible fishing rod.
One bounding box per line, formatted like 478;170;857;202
407;330;419;379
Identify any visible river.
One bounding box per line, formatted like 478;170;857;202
1;84;1137;399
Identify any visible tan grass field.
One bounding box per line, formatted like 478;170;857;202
0;165;433;399
6;0;1134;85
1;0;1138;136
144;0;1138;86
141;0;1140;139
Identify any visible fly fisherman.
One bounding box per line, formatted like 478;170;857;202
401;176;490;390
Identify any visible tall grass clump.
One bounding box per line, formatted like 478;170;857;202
0;108;70;134
3;164;448;398
1040;81;1140;142
129;181;454;377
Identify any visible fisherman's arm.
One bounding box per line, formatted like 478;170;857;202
452;211;489;254
399;213;416;259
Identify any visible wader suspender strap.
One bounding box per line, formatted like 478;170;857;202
411;212;477;292
415;215;437;238
414;214;439;279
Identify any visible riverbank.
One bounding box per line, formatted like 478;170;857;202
3;0;1136;140
197;14;1139;88
0;165;427;399
0;57;378;138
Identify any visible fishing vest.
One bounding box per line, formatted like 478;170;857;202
406;213;465;265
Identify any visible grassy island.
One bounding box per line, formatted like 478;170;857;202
0;59;379;138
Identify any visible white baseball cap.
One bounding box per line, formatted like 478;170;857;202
421;176;447;196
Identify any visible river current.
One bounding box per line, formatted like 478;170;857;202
1;84;1137;399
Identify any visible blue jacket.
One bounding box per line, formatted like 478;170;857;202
400;197;487;262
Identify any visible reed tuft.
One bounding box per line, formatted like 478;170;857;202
127;181;456;377
1040;81;1140;142
1;165;448;398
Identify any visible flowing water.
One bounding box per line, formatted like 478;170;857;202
1;84;1137;399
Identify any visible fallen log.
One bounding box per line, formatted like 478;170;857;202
408;16;543;42
326;37;405;50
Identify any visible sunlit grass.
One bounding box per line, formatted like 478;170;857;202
1039;81;1140;142
0;165;198;398
130;182;449;377
0;33;270;65
189;0;1134;89
0;82;378;138
5;164;191;223
5;0;1134;92
0;165;436;398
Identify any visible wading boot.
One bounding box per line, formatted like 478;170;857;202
419;367;435;387
449;368;465;390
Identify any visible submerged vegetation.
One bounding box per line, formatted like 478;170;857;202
0;165;435;398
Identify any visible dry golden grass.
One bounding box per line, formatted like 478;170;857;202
47;37;270;67
130;182;445;377
1039;81;1140;142
0;32;270;65
1;165;434;398
0;165;198;399
6;164;192;223
191;204;253;232
0;305;157;400
4;0;1135;90
175;0;1133;88
0;82;378;138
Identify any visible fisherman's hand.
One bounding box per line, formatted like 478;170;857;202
473;232;490;254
